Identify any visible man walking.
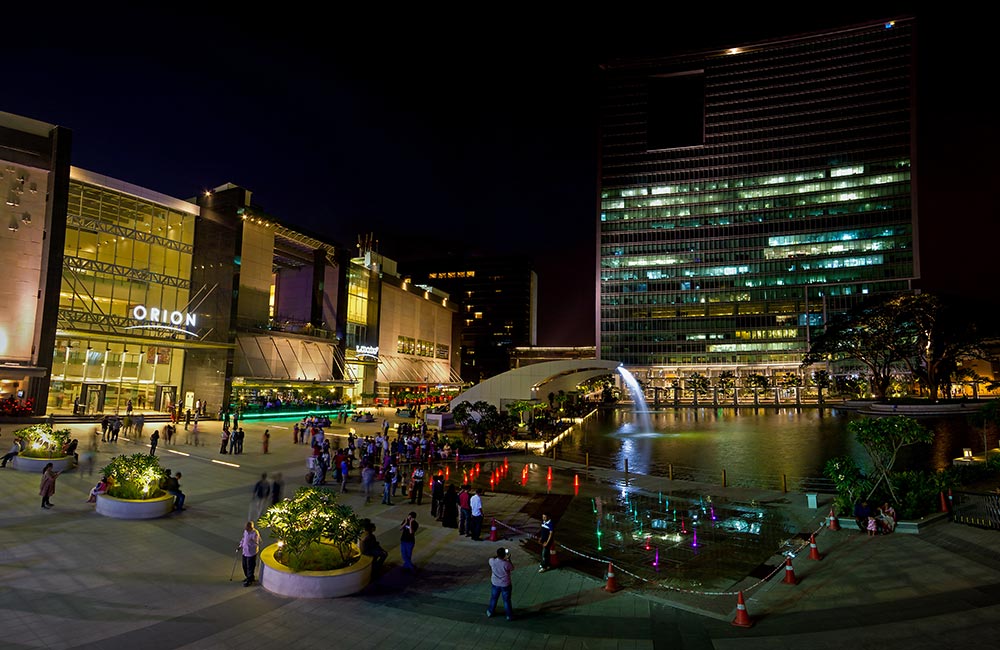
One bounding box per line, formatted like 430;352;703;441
270;473;283;506
486;547;514;621
249;473;270;521
362;462;376;505
149;429;159;456
470;487;484;541
381;462;396;505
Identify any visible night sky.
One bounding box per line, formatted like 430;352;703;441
7;6;995;345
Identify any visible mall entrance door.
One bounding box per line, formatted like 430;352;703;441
156;385;177;413
81;383;107;415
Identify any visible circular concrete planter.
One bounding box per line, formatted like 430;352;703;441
260;543;372;598
95;493;174;519
11;455;75;473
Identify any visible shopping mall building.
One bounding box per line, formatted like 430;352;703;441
0;111;461;419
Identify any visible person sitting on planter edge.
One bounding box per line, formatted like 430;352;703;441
360;520;388;576
163;470;185;511
87;476;111;503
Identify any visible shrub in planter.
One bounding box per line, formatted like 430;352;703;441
100;453;166;500
890;470;942;520
824;456;874;515
13;423;72;459
258;487;363;571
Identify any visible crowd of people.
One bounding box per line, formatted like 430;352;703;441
4;405;552;620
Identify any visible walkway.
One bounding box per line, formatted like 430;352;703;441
0;414;997;649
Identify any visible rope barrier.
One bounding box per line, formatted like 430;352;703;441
492;515;828;598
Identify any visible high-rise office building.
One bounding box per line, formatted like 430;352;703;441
598;17;916;380
402;255;537;383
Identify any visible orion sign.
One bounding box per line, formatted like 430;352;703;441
126;305;197;336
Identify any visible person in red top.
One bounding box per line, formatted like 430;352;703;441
458;484;472;536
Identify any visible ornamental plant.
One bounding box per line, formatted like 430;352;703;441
258;486;363;571
14;423;72;459
100;453;166;500
824;456;873;516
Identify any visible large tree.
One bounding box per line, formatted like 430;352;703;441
451;400;517;449
804;292;994;401
802;295;913;400
889;293;990;400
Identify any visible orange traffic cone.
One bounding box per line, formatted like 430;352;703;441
828;508;841;531
489;518;499;542
604;562;619;592
731;590;753;628
808;534;822;560
782;556;798;585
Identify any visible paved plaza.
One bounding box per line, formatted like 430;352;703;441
0;413;998;649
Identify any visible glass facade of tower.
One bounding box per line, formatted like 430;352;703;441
598;19;916;373
50;169;200;414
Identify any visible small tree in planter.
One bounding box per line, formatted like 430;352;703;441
14;423;72;459
258;486;363;571
100;453;166;500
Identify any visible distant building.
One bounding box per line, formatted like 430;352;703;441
348;249;463;405
402;255;537;384
598;17;917;385
194;184;355;416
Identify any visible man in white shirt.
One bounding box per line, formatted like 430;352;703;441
470;488;484;540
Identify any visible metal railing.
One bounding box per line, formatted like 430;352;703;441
952;490;1000;530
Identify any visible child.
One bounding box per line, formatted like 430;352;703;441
87;476;109;503
867;515;877;536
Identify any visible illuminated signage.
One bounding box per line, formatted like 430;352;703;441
126;305;197;335
356;345;379;359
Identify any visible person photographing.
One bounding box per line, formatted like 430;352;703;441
486;546;514;621
399;511;419;572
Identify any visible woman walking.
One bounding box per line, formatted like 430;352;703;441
40;462;61;509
